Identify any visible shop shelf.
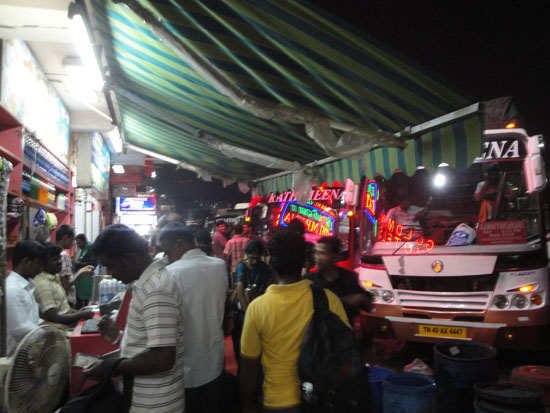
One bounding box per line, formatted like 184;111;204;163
22;166;71;193
20;195;68;214
0;145;22;165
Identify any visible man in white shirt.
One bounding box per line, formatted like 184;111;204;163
165;224;228;413
83;224;184;413
385;194;425;227
5;240;47;355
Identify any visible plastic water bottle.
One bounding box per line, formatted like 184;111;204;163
108;279;116;302
99;278;109;304
302;382;314;404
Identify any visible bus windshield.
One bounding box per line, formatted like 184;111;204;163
362;160;540;250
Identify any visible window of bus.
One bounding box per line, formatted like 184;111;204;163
360;161;541;252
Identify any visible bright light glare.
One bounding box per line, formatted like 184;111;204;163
112;164;125;174
151;170;157;178
64;64;98;102
505;122;516;129
69;14;104;92
519;284;535;293
434;173;446;187
108;128;123;153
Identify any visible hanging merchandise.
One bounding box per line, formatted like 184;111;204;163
0;158;13;246
45;212;58;230
7;197;24;221
33;208;47;227
1;157;14;358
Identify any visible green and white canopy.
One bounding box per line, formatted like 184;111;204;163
85;0;482;189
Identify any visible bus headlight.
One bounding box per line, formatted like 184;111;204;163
511;294;528;309
369;289;380;302
381;290;395;303
493;295;509;309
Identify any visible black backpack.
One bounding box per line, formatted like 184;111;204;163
298;286;371;413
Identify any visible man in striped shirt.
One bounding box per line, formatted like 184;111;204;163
84;225;184;413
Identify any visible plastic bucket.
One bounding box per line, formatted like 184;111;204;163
367;366;393;413
434;341;497;413
383;372;436;413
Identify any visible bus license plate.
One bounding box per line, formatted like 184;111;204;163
418;324;467;339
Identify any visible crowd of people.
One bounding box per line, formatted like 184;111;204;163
4;216;372;413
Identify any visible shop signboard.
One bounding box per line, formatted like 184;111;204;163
0;39;70;162
91;132;110;197
116;196;156;212
76;132;110;199
478;220;526;245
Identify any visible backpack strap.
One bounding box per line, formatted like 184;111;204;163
311;285;329;316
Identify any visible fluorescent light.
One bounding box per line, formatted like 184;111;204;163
108;128;123;153
69;14;104;92
64;63;98;102
112;164;125;174
126;143;180;164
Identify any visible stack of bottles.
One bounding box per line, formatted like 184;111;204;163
23;134;70;188
99;276;127;304
22;170;58;207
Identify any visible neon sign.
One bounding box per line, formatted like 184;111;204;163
311;201;337;218
377;213;434;254
267;188;343;204
279;201;335;236
364;182;378;224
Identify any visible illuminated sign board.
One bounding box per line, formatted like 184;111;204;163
267;188;343;204
1;39;70;162
117;196;156;212
364;182;378;224
278;201;335;236
377;213;434;254
91;133;110;197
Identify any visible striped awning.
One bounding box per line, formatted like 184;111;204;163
256;113;482;194
86;0;478;182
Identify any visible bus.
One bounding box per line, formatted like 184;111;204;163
249;184;358;271
357;128;548;349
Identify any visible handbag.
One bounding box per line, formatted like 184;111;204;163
60;358;133;413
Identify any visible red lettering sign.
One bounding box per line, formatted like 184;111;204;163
377;217;435;254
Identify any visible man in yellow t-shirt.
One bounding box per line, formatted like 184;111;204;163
240;229;350;413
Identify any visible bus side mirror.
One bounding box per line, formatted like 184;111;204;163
524;135;547;193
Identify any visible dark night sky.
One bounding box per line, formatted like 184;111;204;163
311;0;550;137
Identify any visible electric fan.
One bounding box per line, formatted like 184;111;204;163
0;325;70;412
